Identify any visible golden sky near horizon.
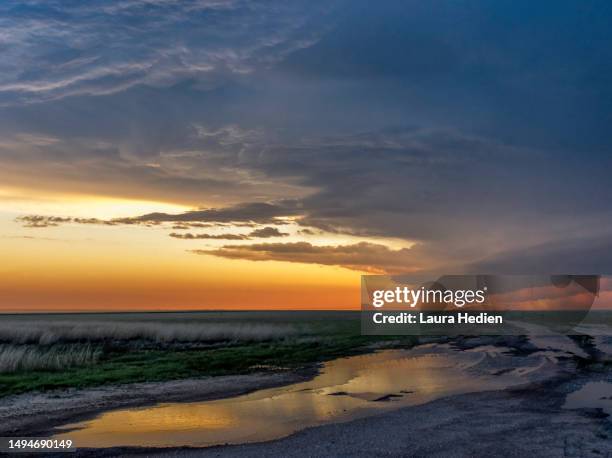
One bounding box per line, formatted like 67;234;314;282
3;185;612;312
0;186;379;311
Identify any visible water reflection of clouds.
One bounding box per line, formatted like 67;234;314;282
54;345;555;448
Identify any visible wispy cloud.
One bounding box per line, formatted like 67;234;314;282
16;202;300;228
128;201;301;224
17;215;125;228
169;232;248;240
249;227;289;238
168;226;289;240
16;216;73;228
0;0;333;103
12;125;612;273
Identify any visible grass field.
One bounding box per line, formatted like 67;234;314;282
0;312;416;397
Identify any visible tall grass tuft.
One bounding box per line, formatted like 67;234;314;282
0;344;102;373
0;321;299;345
0;319;302;374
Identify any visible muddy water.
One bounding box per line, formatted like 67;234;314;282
51;344;558;448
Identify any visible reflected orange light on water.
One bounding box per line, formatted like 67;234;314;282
52;346;534;448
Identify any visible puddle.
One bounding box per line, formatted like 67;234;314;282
51;345;560;448
564;381;612;417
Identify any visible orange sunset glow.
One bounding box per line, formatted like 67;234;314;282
0;187;387;311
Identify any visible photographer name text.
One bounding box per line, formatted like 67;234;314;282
372;312;503;325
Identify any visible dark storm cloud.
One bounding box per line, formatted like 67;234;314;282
3;0;612;273
277;0;612;151
468;234;612;275
0;129;308;206
239;128;612;244
14;125;612;272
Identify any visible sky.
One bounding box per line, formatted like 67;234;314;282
1;0;612;311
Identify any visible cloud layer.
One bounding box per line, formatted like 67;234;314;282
0;0;333;103
168;226;289;240
4;1;612;275
193;241;433;274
